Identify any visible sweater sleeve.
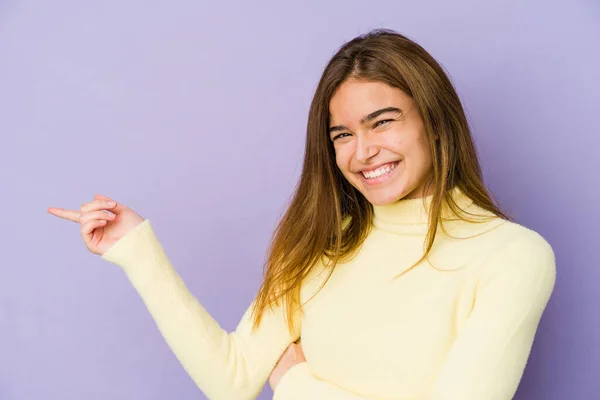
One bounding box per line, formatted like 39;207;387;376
428;230;557;400
101;219;302;400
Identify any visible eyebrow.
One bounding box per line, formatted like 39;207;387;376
328;107;403;134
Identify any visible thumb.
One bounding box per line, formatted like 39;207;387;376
95;194;126;214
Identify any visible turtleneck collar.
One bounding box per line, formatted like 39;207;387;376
371;186;499;236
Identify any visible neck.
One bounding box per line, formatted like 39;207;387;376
371;186;487;235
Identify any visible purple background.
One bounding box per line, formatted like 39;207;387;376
1;1;598;399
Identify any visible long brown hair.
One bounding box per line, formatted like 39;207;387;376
249;29;511;334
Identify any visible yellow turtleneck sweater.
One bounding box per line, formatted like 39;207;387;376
101;187;556;399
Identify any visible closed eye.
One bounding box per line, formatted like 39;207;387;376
332;119;394;141
332;133;351;141
374;119;394;128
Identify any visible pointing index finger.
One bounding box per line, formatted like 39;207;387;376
47;207;81;223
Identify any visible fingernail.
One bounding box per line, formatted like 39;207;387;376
108;201;116;206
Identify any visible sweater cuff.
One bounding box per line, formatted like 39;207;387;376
101;219;171;283
273;362;311;399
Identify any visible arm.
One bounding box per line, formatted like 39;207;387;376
274;230;556;400
428;230;556;400
273;362;381;399
101;219;302;400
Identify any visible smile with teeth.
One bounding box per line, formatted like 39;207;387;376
361;162;399;179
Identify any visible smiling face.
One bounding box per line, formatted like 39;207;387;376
329;79;434;206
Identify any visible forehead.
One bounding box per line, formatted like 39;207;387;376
329;80;410;123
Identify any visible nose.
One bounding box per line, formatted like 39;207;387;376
355;134;379;163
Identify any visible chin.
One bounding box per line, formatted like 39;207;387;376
365;193;405;206
357;184;408;206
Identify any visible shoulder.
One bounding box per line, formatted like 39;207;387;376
491;220;555;262
476;220;556;294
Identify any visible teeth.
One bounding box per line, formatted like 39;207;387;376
362;162;397;179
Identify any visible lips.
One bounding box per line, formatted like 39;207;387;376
361;161;399;179
358;161;401;185
360;161;399;174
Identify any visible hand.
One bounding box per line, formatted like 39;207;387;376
47;194;144;256
269;338;306;392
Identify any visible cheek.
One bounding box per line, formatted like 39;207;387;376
334;152;342;169
409;138;433;172
417;136;433;163
389;134;406;153
334;148;351;171
401;134;429;161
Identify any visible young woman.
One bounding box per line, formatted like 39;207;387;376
48;29;556;399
